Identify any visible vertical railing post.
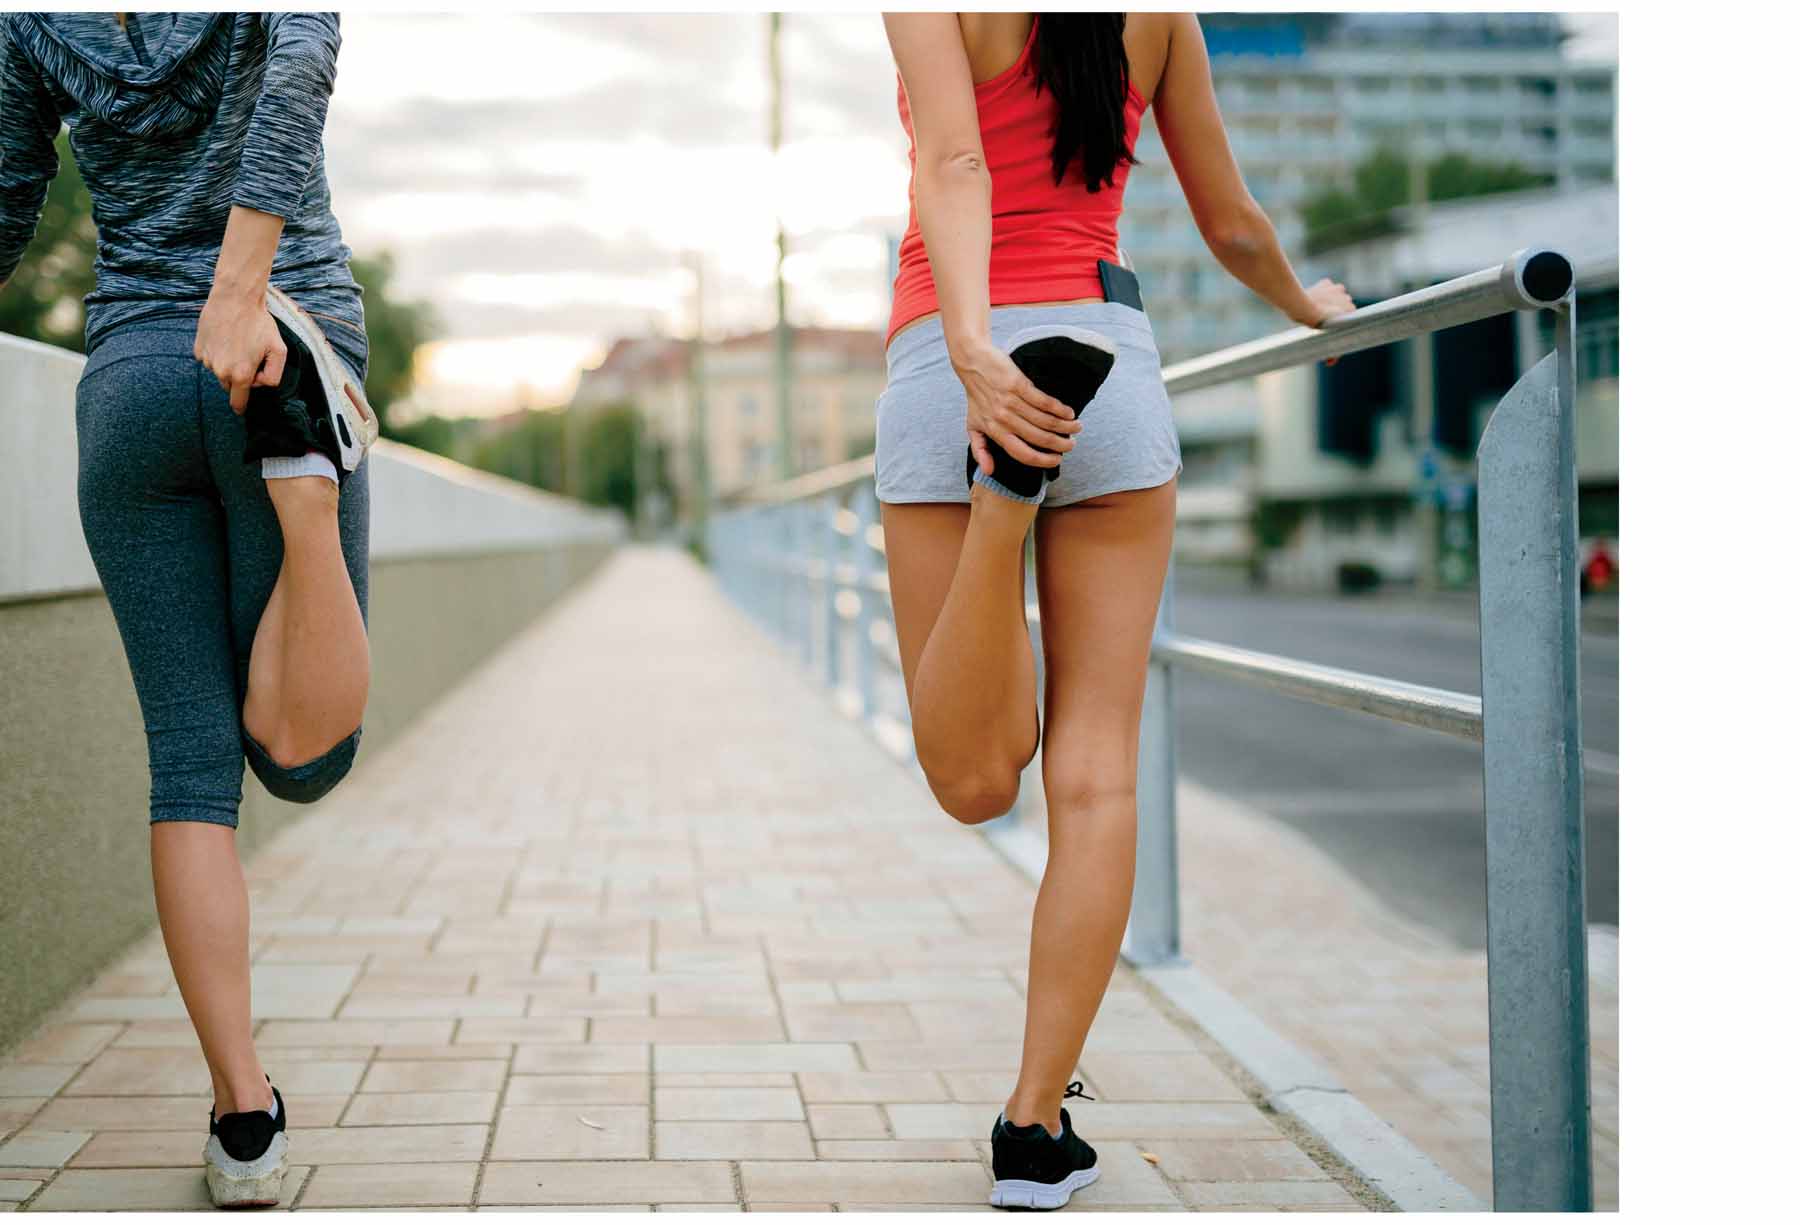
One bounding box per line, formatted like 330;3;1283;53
1476;301;1592;1210
820;495;842;693
1122;568;1181;966
850;482;878;723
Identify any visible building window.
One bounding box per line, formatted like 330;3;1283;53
1413;76;1446;94
1517;76;1557;97
1462;75;1502;94
1574;75;1612;95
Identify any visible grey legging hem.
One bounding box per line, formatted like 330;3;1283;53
77;321;371;829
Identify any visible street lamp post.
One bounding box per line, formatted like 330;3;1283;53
770;12;793;482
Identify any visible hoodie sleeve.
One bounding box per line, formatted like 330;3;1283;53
232;12;341;221
0;24;64;284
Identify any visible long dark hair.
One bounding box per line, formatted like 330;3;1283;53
1031;14;1138;193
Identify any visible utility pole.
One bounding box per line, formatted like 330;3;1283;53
769;11;793;481
688;252;712;551
1407;124;1438;592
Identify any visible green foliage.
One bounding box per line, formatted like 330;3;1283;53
1300;146;1554;255
347;251;435;431
0;131;96;352
453;402;671;522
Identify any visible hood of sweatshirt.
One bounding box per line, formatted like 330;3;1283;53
12;12;232;136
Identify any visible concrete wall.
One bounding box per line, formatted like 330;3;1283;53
0;333;625;1052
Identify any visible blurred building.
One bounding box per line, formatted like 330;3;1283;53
569;326;886;508
1122;12;1617;360
1171;182;1619;590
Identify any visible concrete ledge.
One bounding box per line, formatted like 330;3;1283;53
0;331;626;1052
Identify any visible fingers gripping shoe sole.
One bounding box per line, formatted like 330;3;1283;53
966;326;1118;502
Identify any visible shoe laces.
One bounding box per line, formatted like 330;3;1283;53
1064;1081;1095;1102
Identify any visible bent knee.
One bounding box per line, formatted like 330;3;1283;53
245;727;361;804
927;773;1021;826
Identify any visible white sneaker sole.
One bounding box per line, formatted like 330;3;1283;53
264;285;378;474
204;1132;288;1209
990;1167;1100;1211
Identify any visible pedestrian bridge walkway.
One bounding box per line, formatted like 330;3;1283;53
0;549;1368;1212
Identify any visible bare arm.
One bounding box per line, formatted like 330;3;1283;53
194;14;345;413
883;12;1080;474
1153;15;1350;328
0;23;63;292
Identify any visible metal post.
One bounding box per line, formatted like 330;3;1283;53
821;497;842;692
1122;569;1181;966
851;482;878;721
1475;303;1591;1211
769;13;793;481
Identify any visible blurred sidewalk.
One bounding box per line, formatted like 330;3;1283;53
0;549;1372;1212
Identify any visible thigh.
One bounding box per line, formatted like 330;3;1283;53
879;501;970;703
76;348;246;815
1033;480;1177;790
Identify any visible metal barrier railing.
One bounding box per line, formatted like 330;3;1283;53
707;248;1591;1211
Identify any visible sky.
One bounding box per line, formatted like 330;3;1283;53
322;11;1619;421
325;12;910;419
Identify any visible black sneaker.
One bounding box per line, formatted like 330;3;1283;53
966;327;1117;501
242;316;350;476
204;1083;288;1208
988;1084;1100;1210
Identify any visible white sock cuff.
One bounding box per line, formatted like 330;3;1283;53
261;452;339;485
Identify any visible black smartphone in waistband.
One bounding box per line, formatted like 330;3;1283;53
1097;259;1144;311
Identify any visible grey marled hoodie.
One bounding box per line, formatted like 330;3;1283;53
0;12;363;353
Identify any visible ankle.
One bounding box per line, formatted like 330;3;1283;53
214;1073;273;1116
1003;1093;1060;1134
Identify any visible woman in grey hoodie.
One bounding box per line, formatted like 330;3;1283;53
1;12;370;1206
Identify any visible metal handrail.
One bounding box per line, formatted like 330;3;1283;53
707;246;1593;1210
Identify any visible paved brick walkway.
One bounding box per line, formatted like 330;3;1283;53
0;549;1367;1212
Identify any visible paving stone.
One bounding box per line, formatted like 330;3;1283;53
738;1160;991;1205
806;1104;887;1139
341;1092;498;1127
653;1044;859;1075
0;1132;88;1170
490;1105;649;1160
478;1160;735;1205
1145;1138;1333;1183
0;1070;72;1100
654;1121;815;1160
653;1088;804;1122
7;1027;120;1066
360;1059;507;1093
298;1161;479;1208
796;1071;949;1103
1179;1179;1365;1209
506;1075;649;1106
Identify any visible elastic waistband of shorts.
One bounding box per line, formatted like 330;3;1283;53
86;315;369;381
884;301;1158;372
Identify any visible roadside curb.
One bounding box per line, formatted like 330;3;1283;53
1137;961;1486;1213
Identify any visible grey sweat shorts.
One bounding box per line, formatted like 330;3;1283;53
874;302;1182;508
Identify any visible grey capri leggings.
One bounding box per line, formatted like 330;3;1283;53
75;321;371;827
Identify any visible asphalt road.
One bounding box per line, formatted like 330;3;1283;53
1166;570;1619;950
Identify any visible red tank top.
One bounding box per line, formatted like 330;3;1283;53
887;18;1148;344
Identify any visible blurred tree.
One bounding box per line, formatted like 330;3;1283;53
458;401;669;522
0;131;96;352
1301;147;1553;254
348;251;435;431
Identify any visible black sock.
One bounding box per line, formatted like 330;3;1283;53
967;334;1116;500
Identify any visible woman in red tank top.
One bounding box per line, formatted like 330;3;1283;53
876;15;1350;1207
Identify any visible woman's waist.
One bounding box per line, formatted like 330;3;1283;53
884;300;1158;371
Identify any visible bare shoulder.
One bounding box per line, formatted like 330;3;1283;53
1123;11;1175;101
